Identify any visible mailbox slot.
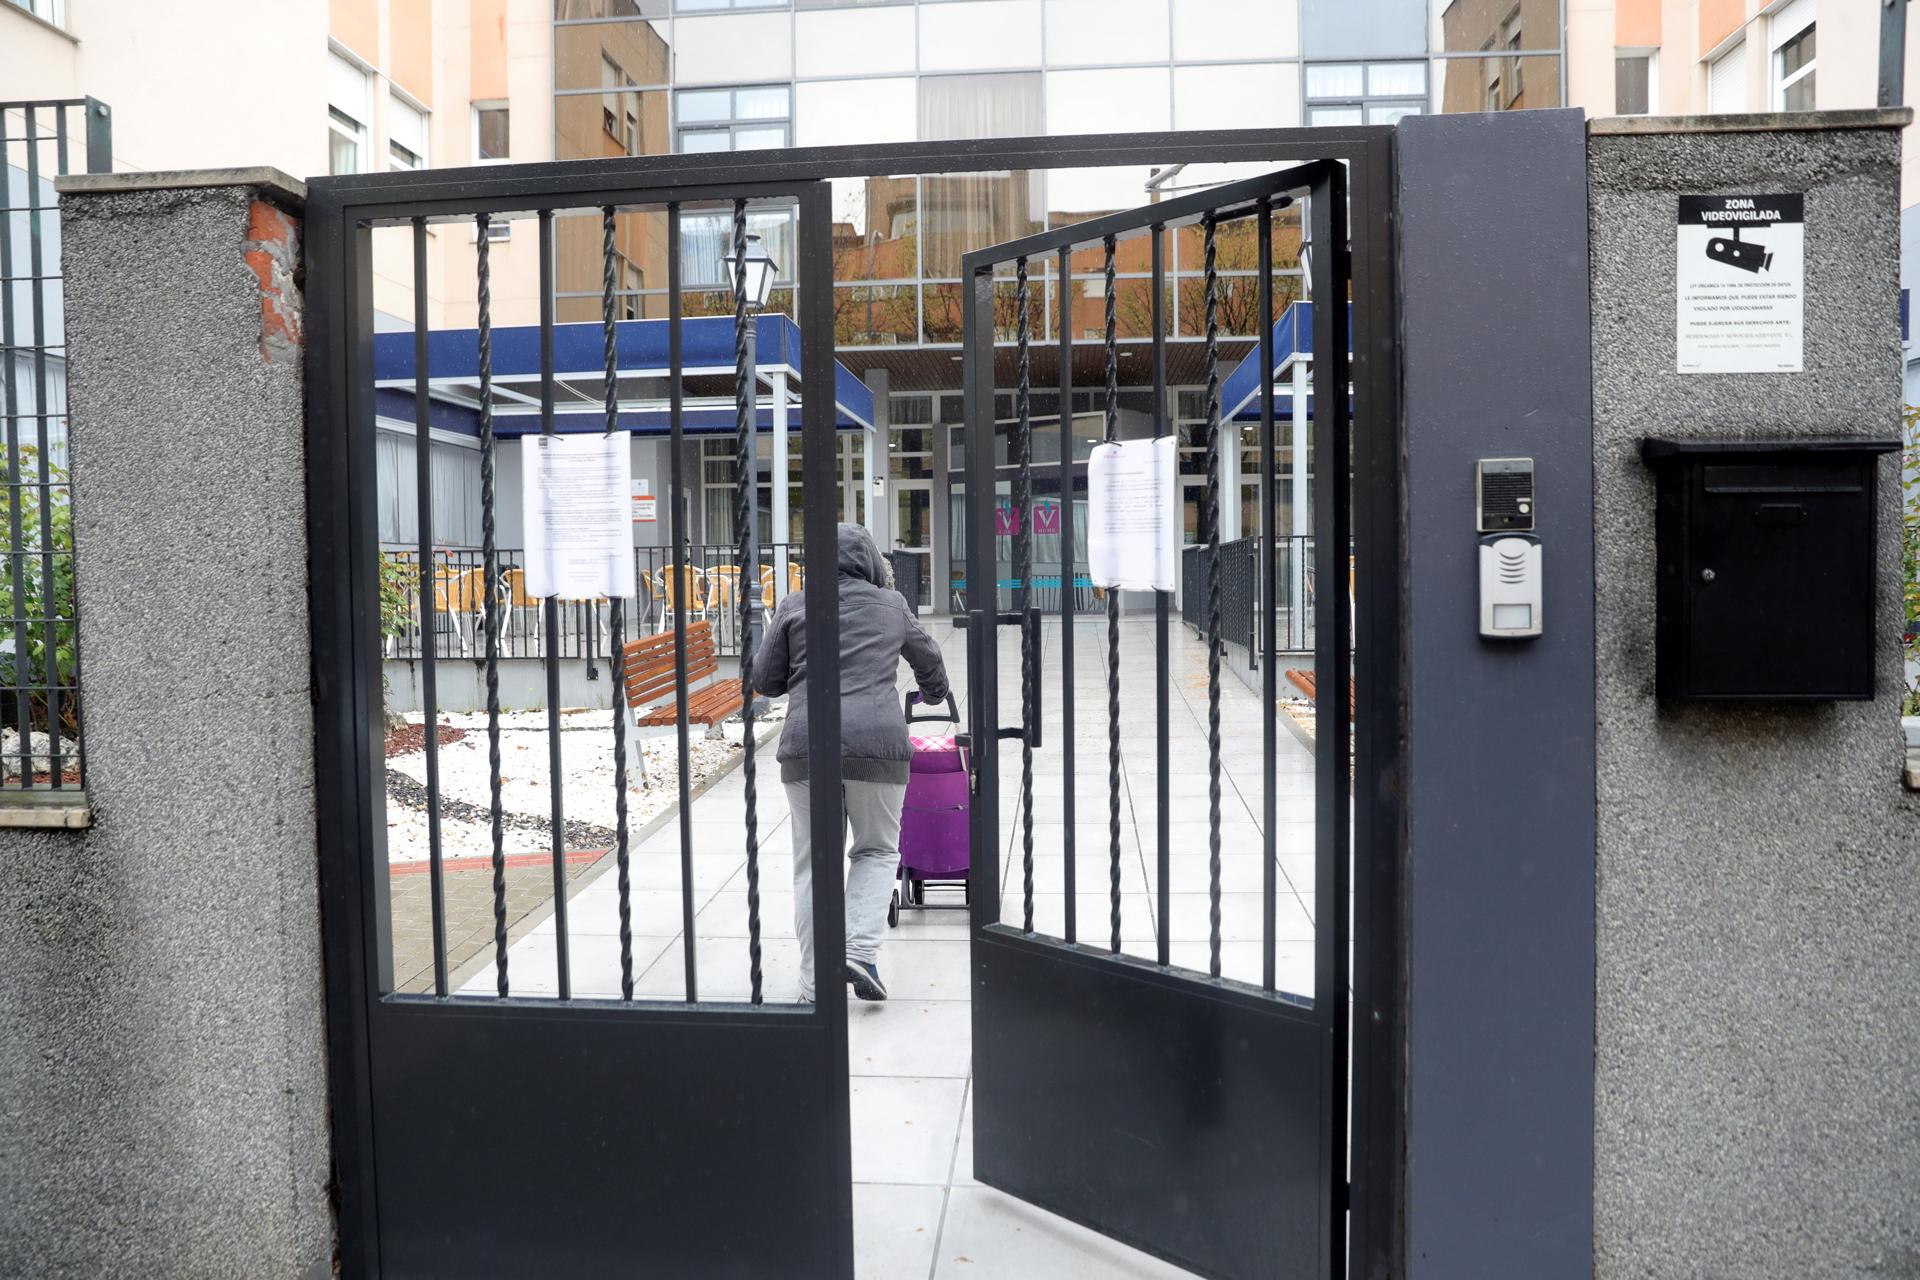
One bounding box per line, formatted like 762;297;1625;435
1642;438;1899;701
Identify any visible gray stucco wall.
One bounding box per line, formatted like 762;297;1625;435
0;178;332;1277
1398;108;1597;1279
1589;116;1920;1278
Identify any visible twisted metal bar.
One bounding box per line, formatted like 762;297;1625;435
603;206;636;1000
1203;214;1224;979
733;201;764;1005
1103;234;1122;956
1015;256;1035;935
477;213;508;997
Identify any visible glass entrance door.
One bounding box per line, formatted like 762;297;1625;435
894;479;934;614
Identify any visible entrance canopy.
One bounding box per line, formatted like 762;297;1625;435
372;312;875;438
1219;300;1353;422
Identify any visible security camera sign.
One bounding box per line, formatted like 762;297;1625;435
1676;193;1804;374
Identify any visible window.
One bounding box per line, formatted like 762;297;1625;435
675;84;791;152
4;0;66;25
328;51;370;175
474;102;509;161
1616;51;1654;115
1305;60;1425;127
1773;1;1815;112
1707;40;1748;113
389;95;428;171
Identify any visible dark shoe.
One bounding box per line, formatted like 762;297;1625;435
845;959;888;1002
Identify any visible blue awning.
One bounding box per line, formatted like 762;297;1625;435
1218;300;1353;422
372;312;874;438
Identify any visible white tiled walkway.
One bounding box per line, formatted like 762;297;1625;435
462;616;1317;1277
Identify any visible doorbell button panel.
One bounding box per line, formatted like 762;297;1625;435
1476;457;1541;639
1476;456;1535;533
1479;534;1543;639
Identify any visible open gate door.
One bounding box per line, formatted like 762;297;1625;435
308;176;855;1277
959;163;1354;1280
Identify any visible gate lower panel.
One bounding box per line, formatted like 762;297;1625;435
971;930;1322;1280
369;1000;846;1279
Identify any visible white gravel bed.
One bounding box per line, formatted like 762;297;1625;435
384;704;783;864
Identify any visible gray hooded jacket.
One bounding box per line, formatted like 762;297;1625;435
751;524;950;784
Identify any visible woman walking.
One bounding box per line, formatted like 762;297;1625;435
752;523;949;1003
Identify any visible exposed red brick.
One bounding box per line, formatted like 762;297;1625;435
243;198;303;364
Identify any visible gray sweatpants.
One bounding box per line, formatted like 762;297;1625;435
786;777;907;1001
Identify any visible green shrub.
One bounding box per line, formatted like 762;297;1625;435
0;446;78;737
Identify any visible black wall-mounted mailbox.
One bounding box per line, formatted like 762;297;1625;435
1641;438;1900;701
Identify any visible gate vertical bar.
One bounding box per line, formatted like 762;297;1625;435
668;204;698;1002
477;213;509;997
303;180;380;1277
411;218;448;995
1257;199;1279;992
1056;246;1076;943
965;264;1002;933
1151;224;1171;968
1201;214;1223;979
1101;235;1121;956
731;200;764;1005
1311;162;1353;1280
797;179;856;1277
0;120;27;788
1015;256;1034;933
538;208;571;1000
1349;133;1407;1280
602;205;636;1000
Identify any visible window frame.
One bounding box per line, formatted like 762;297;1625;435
388;91;429;173
673;83;794;154
1614;47;1657;116
473;100;511;164
328;48;372;177
1303;60;1426;131
1771;8;1816;113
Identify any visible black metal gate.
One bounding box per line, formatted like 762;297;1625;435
309;129;1400;1280
959;158;1381;1280
306;173;853;1276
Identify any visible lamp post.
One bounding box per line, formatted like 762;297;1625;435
723;231;779;648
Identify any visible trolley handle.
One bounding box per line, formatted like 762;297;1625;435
904;689;961;726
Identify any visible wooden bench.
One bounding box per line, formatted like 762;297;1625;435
620;620;745;730
1284;668;1355;718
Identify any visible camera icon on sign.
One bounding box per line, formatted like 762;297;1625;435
1706;231;1771;274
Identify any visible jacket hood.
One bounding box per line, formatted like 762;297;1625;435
836;522;888;586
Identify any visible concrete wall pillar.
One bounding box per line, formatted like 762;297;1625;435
0;169;332;1276
1588;110;1920;1278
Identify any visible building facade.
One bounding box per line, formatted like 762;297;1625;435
21;0;1907;624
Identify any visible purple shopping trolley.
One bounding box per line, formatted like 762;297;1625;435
889;690;971;927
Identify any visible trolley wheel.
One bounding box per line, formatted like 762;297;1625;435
887;890;899;928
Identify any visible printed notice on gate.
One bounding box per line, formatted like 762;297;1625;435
523;434;637;600
1676;193;1805;374
1088;435;1177;593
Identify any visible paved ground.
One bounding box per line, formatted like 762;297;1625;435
421;616;1317;1276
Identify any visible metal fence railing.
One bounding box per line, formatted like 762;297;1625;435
1;97;111;791
1181;534;1315;664
380;542;804;662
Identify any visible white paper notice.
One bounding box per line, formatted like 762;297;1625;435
631;477;657;524
522;434;637;600
1676;193;1804;374
1087;435;1178;593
